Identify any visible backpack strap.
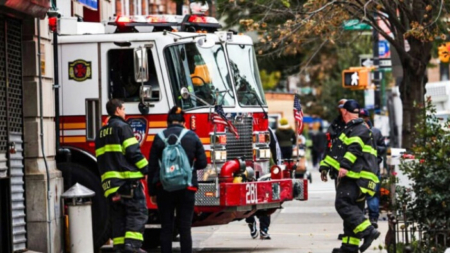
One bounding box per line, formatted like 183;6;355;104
157;131;169;146
175;129;189;145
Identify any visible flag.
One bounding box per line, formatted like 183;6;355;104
213;105;239;139
294;95;304;134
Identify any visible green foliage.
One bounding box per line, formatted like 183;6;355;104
397;97;450;249
259;70;281;90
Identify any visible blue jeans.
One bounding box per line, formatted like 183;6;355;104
366;175;381;220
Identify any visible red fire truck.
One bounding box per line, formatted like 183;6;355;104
54;7;307;250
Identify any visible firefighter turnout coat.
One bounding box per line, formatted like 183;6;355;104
320;118;379;195
95;116;149;197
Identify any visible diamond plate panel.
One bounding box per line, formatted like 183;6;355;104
225;116;253;161
195;183;220;206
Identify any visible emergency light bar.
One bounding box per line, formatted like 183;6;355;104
109;15;181;27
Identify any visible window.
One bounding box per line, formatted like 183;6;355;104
165;42;235;110
108;48;160;102
227;44;266;106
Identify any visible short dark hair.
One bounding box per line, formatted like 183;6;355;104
167;106;185;124
106;99;123;116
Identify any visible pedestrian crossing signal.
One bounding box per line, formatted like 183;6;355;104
342;67;372;90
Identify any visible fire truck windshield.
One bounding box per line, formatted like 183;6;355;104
165;42;234;109
227;44;267;107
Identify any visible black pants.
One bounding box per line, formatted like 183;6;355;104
245;213;271;232
335;178;373;253
109;181;148;249
280;146;293;160
157;188;196;253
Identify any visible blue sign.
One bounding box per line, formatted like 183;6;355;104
127;118;148;145
78;0;98;10
378;40;390;58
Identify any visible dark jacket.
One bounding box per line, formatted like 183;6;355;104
320;118;379;196
148;124;207;196
371;127;386;166
320;116;346;177
95;116;148;198
275;126;296;148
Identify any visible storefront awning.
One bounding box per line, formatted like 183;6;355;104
1;0;50;18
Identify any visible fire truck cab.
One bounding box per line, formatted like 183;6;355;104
55;8;307;250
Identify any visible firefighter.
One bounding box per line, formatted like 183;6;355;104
95;99;149;253
321;100;380;253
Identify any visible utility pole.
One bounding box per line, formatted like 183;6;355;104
372;13;381;113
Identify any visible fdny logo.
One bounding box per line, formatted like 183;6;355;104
127;118;148;145
68;59;92;82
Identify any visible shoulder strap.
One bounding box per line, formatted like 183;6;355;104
157;131;168;146
175;129;189;145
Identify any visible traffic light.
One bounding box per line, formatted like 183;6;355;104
342;67;372;90
438;43;450;63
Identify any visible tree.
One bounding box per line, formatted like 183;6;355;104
218;0;450;149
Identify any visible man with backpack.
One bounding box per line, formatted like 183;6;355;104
148;106;207;253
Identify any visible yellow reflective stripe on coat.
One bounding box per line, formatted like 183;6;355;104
123;137;139;150
125;231;144;241
324;155;340;170
342;236;360;246
95;144;123;157
360;187;375;197
344;152;357;164
360;171;379;183
353;219;371;234
362;145;377;156
135;158;148;169
101;171;144;182
104;186;120;198
113;237;125;245
339;133;364;147
320;160;330;167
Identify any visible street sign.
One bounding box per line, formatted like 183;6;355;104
343;19;372;31
379;40;390;58
360;57;392;69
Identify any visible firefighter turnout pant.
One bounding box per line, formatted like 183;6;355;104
335;178;374;253
109;181;148;250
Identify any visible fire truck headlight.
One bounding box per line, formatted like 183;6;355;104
213;150;227;162
253;131;270;144
256;149;271;161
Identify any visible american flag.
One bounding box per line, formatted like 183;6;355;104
294;95;304;134
212;105;239;139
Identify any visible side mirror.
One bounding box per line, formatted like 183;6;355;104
140;85;153;102
134;47;148;83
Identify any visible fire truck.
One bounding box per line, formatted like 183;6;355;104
54;5;308;250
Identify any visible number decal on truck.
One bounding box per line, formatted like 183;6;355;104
246;183;258;204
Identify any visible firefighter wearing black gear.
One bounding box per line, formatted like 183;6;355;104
95;99;148;253
320;99;347;182
321;100;380;253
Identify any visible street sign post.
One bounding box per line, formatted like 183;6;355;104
343;19;372;31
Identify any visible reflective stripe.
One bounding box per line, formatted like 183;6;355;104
362;145;377;156
360;171;380;183
342;236;360;246
353;219;371;234
101;171;144;182
324;155;340;170
320;160;329;167
339;133;364;147
125;231;144;241
104;186;120;198
123;137;139;150
135;158;148;169
96;144;123;157
360;187;375;197
113;237;125;245
346;170;361;179
344;152;357;163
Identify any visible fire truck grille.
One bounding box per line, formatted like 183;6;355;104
225;116;253;161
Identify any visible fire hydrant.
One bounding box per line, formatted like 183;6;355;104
61;183;95;253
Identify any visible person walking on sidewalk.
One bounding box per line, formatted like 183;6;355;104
95;99;149;253
359;109;386;229
321;100;380;253
246;127;280;240
148;106;207;253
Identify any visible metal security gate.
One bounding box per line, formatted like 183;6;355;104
0;16;26;253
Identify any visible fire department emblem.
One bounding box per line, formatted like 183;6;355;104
68;59;92;82
127;118;148;145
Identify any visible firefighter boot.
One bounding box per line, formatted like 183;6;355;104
359;229;381;252
123;244;148;253
332;248;353;253
248;221;258;239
